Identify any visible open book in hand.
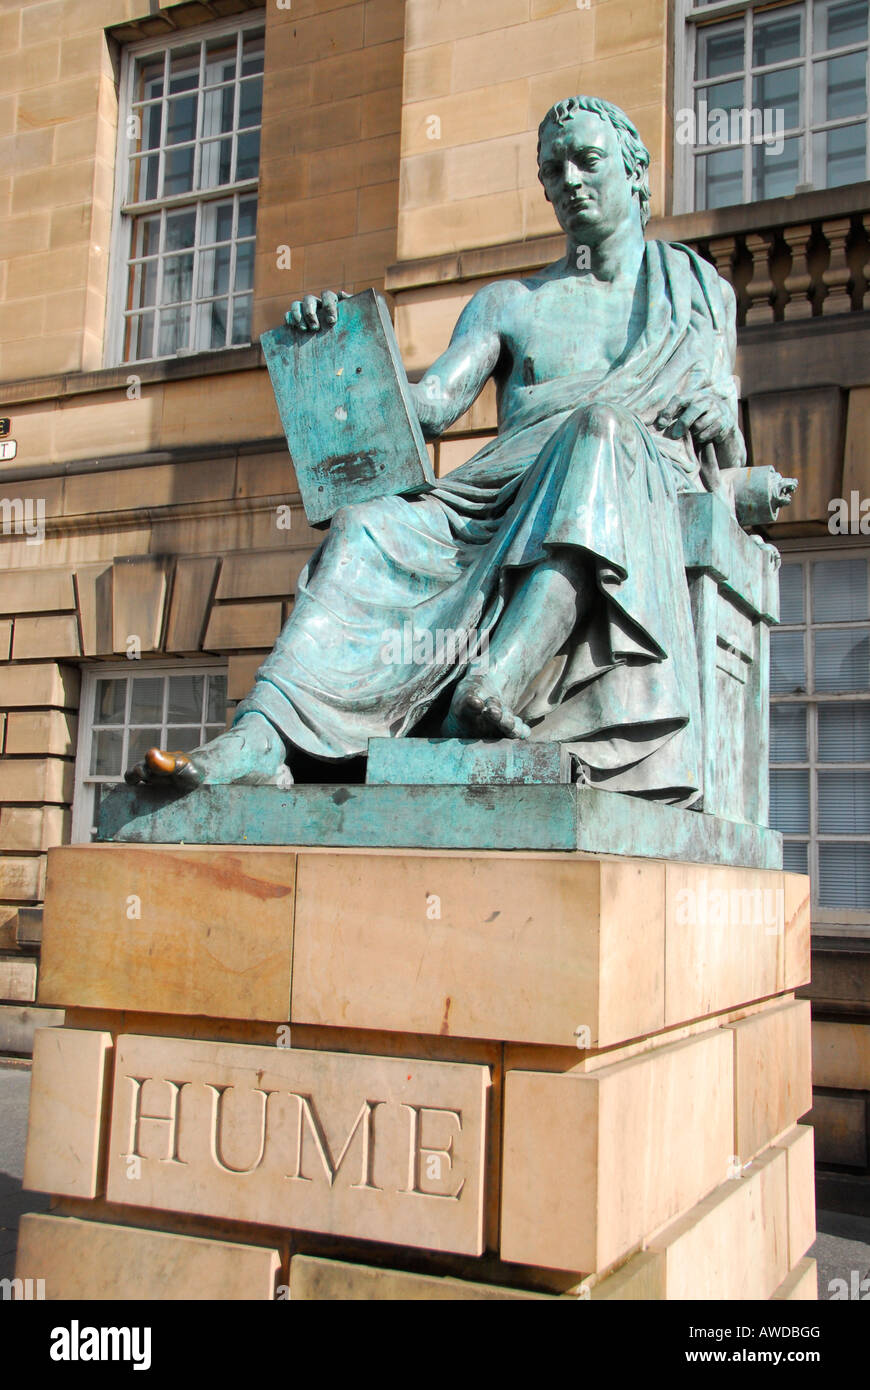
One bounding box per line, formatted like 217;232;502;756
261;289;435;528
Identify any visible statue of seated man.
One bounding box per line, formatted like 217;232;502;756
129;95;750;806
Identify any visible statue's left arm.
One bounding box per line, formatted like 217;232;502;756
655;274;746;472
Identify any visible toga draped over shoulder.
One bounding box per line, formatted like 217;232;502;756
236;241;739;805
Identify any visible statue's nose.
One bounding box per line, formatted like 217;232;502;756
563;162;583;188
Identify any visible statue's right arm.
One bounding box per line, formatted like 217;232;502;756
405;283;505;441
284;283;504;440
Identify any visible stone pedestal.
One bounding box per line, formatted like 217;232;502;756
16;840;816;1300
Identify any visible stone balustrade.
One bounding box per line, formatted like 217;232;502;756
386;181;870;331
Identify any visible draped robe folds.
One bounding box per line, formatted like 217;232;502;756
236;241;740;805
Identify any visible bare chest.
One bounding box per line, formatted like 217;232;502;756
501;279;644;386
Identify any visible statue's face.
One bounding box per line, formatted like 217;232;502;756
538;111;639;241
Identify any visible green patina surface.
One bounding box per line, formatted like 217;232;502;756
98;780;781;869
365;738;572;786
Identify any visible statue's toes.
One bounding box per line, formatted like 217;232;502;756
124;762;148;786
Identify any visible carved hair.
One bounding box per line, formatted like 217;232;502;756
537;96;651;228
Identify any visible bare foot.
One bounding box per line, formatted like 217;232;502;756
125;712;291;791
444;676;531;739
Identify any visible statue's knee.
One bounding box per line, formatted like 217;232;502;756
569;403;630;444
573;403;623;438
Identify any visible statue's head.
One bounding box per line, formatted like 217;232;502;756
537;96;651;239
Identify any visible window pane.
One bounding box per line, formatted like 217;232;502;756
134;56;164;103
698;23;745;79
160;252;193;304
168;674;204;722
165;93;198;147
242;29;265;76
128;726;163;767
814;629;870;691
199;137;232;189
753;7;804;66
816;50;867;120
818;842;870;908
132;215;160;259
165;726;202;754
197;243;231;298
128;259;158;310
779;563;804;623
231;294;252;345
169;45;199;94
238;76;262;129
202;84;235;139
165;209;196;252
696;146;743;209
813;121;867;186
164;144;195;196
132;102;163;154
130;677;164;723
782;841;809;873
206;674;228;723
193;300;228;351
128;153;159;203
235;129;260;180
814;0;868;51
752;134;802;200
158;304;191;355
235;241;254;292
819;770;870;830
94;678;126;725
205;37;237;87
770;704;807;760
818;702;870;760
208;298;228;349
770;768;810;831
238;197;257;239
90;729;123;777
771;629;806;692
753;65;802;130
201;200;234;245
125;312;155;360
812;557;868;621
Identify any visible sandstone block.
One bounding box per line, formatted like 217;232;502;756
501;1028;734;1272
288;1254;551;1300
15;1213;280;1300
23;1027;112;1198
39;845;296;1020
292;850;666;1048
771;1257;818;1300
106;1033;490;1256
647;1147;789;1300
727;1000;813;1161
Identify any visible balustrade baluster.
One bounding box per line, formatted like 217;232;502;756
781;223;814;319
821;217;852;315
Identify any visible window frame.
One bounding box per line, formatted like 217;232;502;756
772;536;870;935
71;660;229;844
104;11;265;368
674;0;870;213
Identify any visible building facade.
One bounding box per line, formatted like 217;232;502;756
1;0;868;1207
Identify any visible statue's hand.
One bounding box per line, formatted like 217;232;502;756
655;388;734;449
284;289;350;331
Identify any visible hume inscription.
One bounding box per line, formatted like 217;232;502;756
106;1036;490;1256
